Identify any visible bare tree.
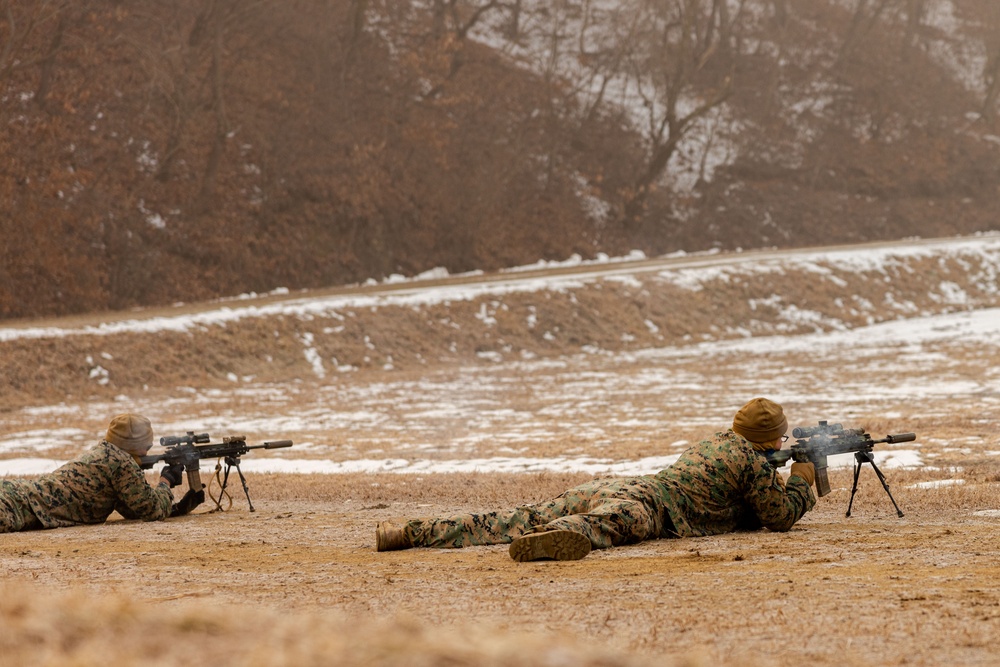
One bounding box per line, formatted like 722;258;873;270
342;0;368;71
0;0;66;97
618;0;745;225
119;3;208;183
979;3;1000;123
121;1;280;210
503;0;522;40
771;0;788;27
901;0;927;54
487;0;745;226
33;1;71;112
369;0;508;100
983;52;1000;122
197;3;228;212
835;0;904;68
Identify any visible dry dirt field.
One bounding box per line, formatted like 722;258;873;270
2;461;1000;666
2;239;1000;666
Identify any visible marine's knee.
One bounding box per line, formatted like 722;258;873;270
590;499;656;538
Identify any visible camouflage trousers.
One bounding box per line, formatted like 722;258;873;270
405;477;671;550
0;481;42;533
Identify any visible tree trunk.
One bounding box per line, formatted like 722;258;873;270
35;8;67;113
198;23;228;213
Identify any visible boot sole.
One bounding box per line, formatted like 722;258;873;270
508;530;592;562
376;521;411;552
376;522;390;551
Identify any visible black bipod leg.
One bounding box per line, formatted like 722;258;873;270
865;455;905;518
847;451;904;518
224;454;255;512
214;461;234;511
846;451;865;518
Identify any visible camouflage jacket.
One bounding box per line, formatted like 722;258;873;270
653;430;816;537
3;440;173;528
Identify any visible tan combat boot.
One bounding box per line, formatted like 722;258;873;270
508;530;591;562
376;521;413;552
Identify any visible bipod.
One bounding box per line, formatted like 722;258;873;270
221;454;256;512
846;450;904;518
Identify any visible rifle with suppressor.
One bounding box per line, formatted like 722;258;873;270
139;432;293;512
764;421;916;517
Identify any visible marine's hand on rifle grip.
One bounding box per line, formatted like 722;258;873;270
789;461;816;488
160;462;185;488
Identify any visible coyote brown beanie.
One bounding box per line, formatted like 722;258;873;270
105;413;154;455
732;398;787;445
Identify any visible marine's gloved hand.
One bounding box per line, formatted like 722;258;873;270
160;462;184;488
790;461;816;487
170;488;206;517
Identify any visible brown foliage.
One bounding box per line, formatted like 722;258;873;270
1;0;999;319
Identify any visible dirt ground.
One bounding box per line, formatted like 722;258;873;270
2;472;999;667
2;387;999;666
2;240;1000;666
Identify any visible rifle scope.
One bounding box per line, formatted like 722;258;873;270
160;431;211;447
792;423;865;439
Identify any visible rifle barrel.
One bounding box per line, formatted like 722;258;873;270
263;440;293;449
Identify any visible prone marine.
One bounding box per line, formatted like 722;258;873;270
376;397;817;561
0;413;201;533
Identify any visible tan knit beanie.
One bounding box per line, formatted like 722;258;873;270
732;398;788;445
105;413;154;455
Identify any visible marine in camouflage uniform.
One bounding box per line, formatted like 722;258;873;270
376;397;817;561
0;414;178;533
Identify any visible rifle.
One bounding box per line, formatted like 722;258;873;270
140;432;293;512
764;421;916;517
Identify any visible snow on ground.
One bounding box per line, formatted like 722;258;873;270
1;234;998;342
1;236;998;480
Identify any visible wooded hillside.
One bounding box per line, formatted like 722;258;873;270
2;0;999;319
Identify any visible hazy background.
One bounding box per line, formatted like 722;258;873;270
2;0;999;319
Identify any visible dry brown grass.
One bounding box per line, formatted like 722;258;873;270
0;581;691;667
2;472;998;667
249;471;595;506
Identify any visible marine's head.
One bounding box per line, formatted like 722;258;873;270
105;413;155;457
732;397;788;451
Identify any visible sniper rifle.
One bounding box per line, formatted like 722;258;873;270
140;432;293;512
764;421;915;517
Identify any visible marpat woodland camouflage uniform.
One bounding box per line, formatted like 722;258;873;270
0;418;174;533
377;398;817;561
401;430;815;550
